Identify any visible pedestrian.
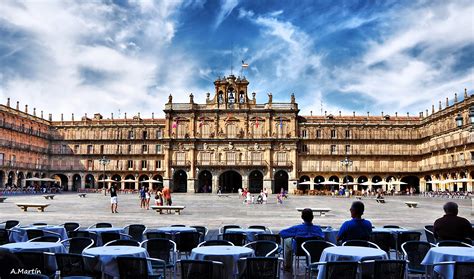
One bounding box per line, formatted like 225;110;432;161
145;187;151;210
110;184;118;213
139;186;146;208
154;189;163;206
162;186;172;206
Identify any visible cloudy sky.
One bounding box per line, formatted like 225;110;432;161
0;0;473;120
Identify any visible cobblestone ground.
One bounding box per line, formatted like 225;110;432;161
1;193;472;278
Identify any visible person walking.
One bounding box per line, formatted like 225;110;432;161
139;186;146;209
162;186;172;206
110;184;118;213
145;187;151;210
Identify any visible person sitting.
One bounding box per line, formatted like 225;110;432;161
279;208;324;271
434;202;472;242
337;201;372;243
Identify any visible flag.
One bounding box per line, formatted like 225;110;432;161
242;60;249;68
172;118;177;129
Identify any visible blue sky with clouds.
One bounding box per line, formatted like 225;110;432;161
0;0;472;119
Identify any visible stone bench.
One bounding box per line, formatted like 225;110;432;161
405;202;418;208
150;205;185;215
0;197;7;203
78;193;87;198
376;198;386;203
43;195;55;200
217;194;230;198
16;203;50;212
296;207;331;216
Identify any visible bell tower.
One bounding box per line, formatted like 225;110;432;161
208;75;252;109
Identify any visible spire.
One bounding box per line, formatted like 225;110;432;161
6;98;10;107
438;101;442;111
16;101;19;110
72;113;74;121
465;88;468;99
432;105;434;114
454;93;458;103
33;108;36;116
25;104;28;113
445;97;449;107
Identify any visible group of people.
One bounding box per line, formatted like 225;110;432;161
139;186;172;209
279;201;471;271
237;187;269;204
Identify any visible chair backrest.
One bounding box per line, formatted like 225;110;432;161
369;231;392;253
63;222;80;233
145;231;172;240
141;238;176;264
4;220;20;230
244;257;280;279
54;253;88;277
126;224;146;242
294;236;324;257
198;240;234;247
171;224;186;227
176;231;201;253
100;232;120;245
0;229;9;245
436;240;472;247
32;223;47;226
424;225;436;244
117;256;152;279
255;233;281;245
26;229;44;240
244;241;279;257
324;261;358;279
397;231;421;251
92;222;112;228
454;262;474;279
220;225;241;234
191;226;208;242
248;225;270;232
105;239;140;247
68;230;97;242
180;259;219;279
342;240;380;249
223;232;247;246
366;260;406;279
401;241;432;272
14;252;52;277
383;225;402;229
62;237;95;254
302;240;336;265
29;236;60;243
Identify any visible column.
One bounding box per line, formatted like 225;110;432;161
80;175;85;189
67;180;73;191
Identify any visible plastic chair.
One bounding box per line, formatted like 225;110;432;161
176;231;201;257
190;226;208;242
432;261;474;279
302;240;336;277
222;232;247;246
241;257;282;279
244;240;279;257
361;259;406;279
28;236;61;243
308;261;358;279
248;225;273;233
179;259;224;279
117;256;166;279
104;239;140;246
88;222;112;229
197;240;234;247
401;241;433;276
383;225;402;229
55;253;98;278
424;225;436;244
396;231;421;258
14;251;56;278
219;225;242;234
124;224;147;242
0;220;20;230
61;237;95;254
436;240;473;247
369;231;393;256
32;223;48;226
0;229;10;245
141;238;177;279
170;224;186;227
145;231;172;240
293;236;324;277
100;232;131;246
342;240;380;249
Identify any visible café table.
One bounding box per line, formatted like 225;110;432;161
226;228;264;242
322;228;338;244
155;226;197;234
9;225;68;242
1;242;67;271
190;245;254;279
86;227;125;246
421;247;474;278
83;246;150;278
317;246;388;279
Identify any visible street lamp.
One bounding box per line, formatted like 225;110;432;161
340;156;353;186
98;156;110;195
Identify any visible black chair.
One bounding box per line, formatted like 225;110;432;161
369;231;393;256
145;231;172;240
248;225;273;233
15;251;56;278
125;224;147;242
141;238;177;279
309;261;358;279
432;261;474;279
28;236;61;243
1;220;20;230
383;225;402;229
179;259;223;279
436;240;473;247
342;240;380;249
302;240;336;277
55;253;98;278
68;230;98;244
105;239;140;246
88;222;112;229
190;226;208;242
32;223;48;226
117;256;166;279
293;236;324;276
222;232;247;246
197;240;234;247
176;231;201;256
401;241;433;276
61;237;95;254
170;224;186;227
424;225;436;244
241;257;281;279
100;232;131;246
62;222;80;236
0;228;10;245
26;229;44;240
245;240;279;257
219;225;242;234
396;231;421;257
361;259;406;279
255;233;281;245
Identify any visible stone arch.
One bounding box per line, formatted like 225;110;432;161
111;174;121;189
197;170;212;193
25;172;33;187
72;174;81;191
357;176;369;190
298;175;311;191
219;170;242;193
52;174;68;190
274;170;289;193
401;176;420;194
173;170;187;193
0;170;4;187
85;174;95;189
152;174;163;191
372;175;383;191
313;175;325;190
248;170;263;193
124;174;136;189
17;172;24;188
139;174;150;190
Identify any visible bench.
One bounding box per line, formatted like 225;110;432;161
296;208;331;216
376;198;386;203
217;194;230;198
355;196;363;200
405;202;418;208
150;205;185;215
43;195;55;200
78;193;87;198
16;203;50;212
0;197;7;203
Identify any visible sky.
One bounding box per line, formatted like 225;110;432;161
0;0;473;120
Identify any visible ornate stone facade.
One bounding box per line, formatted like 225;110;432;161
1;78;473;194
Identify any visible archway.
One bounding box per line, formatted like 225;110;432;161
197;170;212;193
249;170;263;193
401;176;420;194
372;175;383;191
72;174;81;191
85;174;95;189
111;174;121;190
313;176;325;190
52;174;68;191
152;174;163;191
0;170;4;187
139;174;150;190
357;176;369;190
7;171;15;186
173;170;187;193
424;175;432;192
298;175;311;191
25;172;33;187
98;174;106;189
124;174;136;189
219;171;241;193
328;176;340;191
17;172;24;188
274;170;289;193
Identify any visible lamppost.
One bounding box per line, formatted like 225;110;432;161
340;156;353;189
99;156;110;196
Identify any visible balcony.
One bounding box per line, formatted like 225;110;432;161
0;160;48;170
195;160;268;167
272;161;293;167
170;160;191;167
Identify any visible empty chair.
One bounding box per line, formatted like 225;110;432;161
436;240;472;247
190;226;208;242
361;259;406;279
32;223;48;226
396;231;421;257
248;225;273;233
117;256;166;279
145;231;172;240
88;222;112;229
61;222;80;236
255;233;282;246
369;231;393;256
176;231;201;256
179;259;224;279
197;240;234;247
141;238;177;279
55;253;98;278
401;241;433;277
342;240;380;249
424;225;436;244
383;225;402;229
28;236;61;243
61;237;95;254
309;261;358;279
15;251;56;278
432;261;474;279
0;229;10;245
124;224;146;242
302;240;336;277
244;240;279;257
222;232;247;246
241;257;281;279
68;230;98;242
219;225;242;234
104;239;140;246
0;220;20;230
26;229;44;240
293;236;325;276
100;232;131;246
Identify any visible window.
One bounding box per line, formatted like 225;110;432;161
345;145;351;154
156;129;162;139
116;145;121;154
177;123;186;138
176;152;186;165
127;160;133;169
142;131;148;139
142;145;148;153
61;144;67;154
128;130;134;139
316;130;321;139
201;124;210;138
201;152;211;164
155;144;162;154
330;145;336;154
301;144;308;153
251;152;262;165
226;152;236;165
87;159;93;170
227;124;237;138
155;160;161;169
128;145;132;154
460;153;465;161
301;130;307;138
141;160;147;169
87;145;93;154
345;130;351;138
100;145;104;154
331;130;336;139
0;153;4;165
74;145;79;153
277;152;287;165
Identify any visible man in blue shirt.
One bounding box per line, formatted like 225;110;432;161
337;201;372;243
280;208;324;271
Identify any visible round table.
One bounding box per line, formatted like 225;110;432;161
155;227;197;234
318;246;388;279
9;225;68;242
226;228;264;242
322;228;338;244
372;228;408;233
190;245;254;279
83;246;150;277
86;227;124;246
421;247;474;278
1;242;66;271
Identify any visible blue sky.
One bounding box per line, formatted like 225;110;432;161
0;0;472;119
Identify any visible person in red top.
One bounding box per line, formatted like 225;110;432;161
162;186;172;206
434;202;472;242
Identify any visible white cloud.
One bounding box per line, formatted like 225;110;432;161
214;0;239;29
